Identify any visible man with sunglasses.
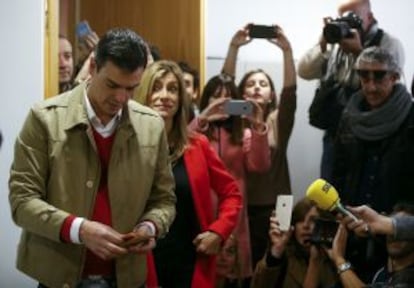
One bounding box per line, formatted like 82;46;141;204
298;0;404;182
330;46;414;283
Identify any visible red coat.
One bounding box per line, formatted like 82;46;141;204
147;134;243;288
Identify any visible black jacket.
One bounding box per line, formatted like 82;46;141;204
332;104;414;213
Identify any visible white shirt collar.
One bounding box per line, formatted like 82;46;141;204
84;88;122;138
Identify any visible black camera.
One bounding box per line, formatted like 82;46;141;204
323;11;363;44
309;218;339;248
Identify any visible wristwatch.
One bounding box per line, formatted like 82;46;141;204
337;261;352;274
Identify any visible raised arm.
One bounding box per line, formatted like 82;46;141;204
326;225;365;288
221;25;251;77
268;25;296;88
268;26;297;150
297;16;334;80
251;214;292;288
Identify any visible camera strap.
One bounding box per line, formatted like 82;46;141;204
366;28;384;47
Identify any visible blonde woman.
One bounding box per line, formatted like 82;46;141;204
135;60;242;288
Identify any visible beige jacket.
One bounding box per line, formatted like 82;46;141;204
9;83;176;288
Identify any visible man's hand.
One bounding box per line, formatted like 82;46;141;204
79;220;128;260
193;231;222;255
339;29;363;55
325;224;348;266
346;205;393;236
124;223;156;254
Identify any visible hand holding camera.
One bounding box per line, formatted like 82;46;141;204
309;218;340;248
323;11;363;44
338;29;363;55
324;224;349;267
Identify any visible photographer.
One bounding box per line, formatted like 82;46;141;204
251;198;339;288
297;0;404;180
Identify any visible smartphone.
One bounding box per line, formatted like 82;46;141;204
223;100;253;116
249;24;277;39
310;218;339;248
123;232;154;247
275;195;294;231
76;21;92;39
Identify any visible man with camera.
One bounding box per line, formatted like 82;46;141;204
297;0;404;181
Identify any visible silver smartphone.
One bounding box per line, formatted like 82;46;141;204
275;195;294;231
223;100;253;116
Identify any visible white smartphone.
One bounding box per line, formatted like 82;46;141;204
223;100;253;116
275;195;294;231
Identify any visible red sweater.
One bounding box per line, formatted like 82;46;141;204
61;129;116;277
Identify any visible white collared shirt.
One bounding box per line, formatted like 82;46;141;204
84;89;122;138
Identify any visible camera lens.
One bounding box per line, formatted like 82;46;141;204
323;22;351;44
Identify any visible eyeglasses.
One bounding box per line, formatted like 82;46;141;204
356;69;390;83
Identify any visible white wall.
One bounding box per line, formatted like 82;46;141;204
0;0;43;286
206;0;414;202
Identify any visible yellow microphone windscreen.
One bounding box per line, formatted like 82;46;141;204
306;179;339;211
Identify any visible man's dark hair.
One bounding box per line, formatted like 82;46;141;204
178;61;199;91
94;28;147;72
149;44;162;61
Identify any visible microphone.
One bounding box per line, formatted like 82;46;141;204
306;179;358;222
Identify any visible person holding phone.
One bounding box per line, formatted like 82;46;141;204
220;23;297;274
58;26;98;93
135;60;242;288
75;21;100;76
190;73;270;285
251;198;339;288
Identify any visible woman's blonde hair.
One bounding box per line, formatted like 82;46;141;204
135;60;190;162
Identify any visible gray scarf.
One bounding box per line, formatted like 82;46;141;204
343;84;412;141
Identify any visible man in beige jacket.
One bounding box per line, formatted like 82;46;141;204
9;28;176;288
